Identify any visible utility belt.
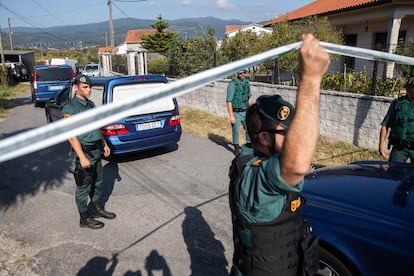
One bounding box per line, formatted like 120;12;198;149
82;142;100;151
233;108;247;112
394;139;414;150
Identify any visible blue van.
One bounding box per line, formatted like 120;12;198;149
31;65;74;107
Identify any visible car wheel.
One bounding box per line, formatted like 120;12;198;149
317;247;354;276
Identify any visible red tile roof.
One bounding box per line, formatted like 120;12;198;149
124;29;158;43
264;0;387;26
98;47;114;54
225;25;243;34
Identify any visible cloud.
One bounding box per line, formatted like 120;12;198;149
180;0;191;5
216;0;235;10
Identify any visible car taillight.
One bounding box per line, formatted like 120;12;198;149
33;70;37;91
101;123;129;136
168;115;181;126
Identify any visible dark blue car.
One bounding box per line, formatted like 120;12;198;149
303;161;414;276
45;75;181;156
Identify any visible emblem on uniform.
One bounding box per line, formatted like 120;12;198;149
277;106;290;121
80;76;86;83
291;197;301;212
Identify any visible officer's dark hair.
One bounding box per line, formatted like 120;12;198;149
246;103;275;144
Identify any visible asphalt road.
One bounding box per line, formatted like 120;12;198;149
0;91;235;275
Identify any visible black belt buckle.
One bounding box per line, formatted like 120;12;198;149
233;108;247;112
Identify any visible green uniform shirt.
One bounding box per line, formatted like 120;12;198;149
235;150;304;224
62;96;102;145
226;78;252;109
381;95;414;140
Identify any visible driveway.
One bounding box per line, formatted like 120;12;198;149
0;91;235;275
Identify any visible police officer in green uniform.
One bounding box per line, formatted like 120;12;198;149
62;74;116;230
227;69;253;155
228;34;330;276
379;77;414;162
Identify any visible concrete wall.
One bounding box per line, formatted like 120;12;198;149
177;79;394;149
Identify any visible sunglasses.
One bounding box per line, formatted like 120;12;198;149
259;129;288;135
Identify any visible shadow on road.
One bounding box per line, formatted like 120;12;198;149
208;133;233;154
77;254;118;276
182;206;228;276
145;250;171;276
112;194;229;274
105;143;179;164
0;134;72;211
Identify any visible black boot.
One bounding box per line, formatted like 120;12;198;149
80;212;104;229
233;144;240;155
93;202;116;219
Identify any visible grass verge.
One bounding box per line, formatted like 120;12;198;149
0;82;31;118
179;107;385;168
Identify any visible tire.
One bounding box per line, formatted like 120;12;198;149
317;247;355;276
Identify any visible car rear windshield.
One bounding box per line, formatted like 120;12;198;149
85;65;99;71
36;67;73;81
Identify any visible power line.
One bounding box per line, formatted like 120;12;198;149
30;0;67;26
0;3;68;42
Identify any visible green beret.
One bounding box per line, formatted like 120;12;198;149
256;95;295;128
75;74;92;85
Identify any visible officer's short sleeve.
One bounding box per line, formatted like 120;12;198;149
381;100;396;126
262;155;304;193
62;103;74;118
226;81;235;102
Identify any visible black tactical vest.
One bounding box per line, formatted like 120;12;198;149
229;156;319;276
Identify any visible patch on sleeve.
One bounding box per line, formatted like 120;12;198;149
251;159;262;167
63;114;71;118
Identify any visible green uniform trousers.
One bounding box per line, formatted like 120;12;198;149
74;148;103;213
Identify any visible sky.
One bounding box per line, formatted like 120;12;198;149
0;0;315;29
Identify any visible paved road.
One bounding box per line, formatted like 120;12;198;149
0;91;235;275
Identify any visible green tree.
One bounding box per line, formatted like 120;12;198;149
262;16;342;84
169;27;219;77
141;15;179;53
395;39;414;77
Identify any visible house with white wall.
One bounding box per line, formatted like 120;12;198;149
224;23;272;39
264;0;414;78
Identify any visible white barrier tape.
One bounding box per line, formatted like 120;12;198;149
1;41;413;163
320;42;414;65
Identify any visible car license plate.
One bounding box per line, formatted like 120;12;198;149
136;121;161;131
49;85;64;91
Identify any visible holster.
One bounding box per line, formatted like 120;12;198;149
74;163;94;187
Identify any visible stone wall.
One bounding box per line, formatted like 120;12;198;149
177;79;394;149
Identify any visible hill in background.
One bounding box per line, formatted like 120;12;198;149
2;17;250;50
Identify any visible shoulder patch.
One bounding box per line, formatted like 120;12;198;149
63;114;71;118
251;159;263;167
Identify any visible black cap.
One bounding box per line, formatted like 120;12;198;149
256;95;295;128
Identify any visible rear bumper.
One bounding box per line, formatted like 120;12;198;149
105;127;182;155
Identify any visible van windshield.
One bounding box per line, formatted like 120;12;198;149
36;67;73;81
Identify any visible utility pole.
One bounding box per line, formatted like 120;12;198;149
108;0;114;48
8;18;13;50
0;25;6;84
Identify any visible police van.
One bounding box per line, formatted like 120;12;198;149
31;65;74;108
